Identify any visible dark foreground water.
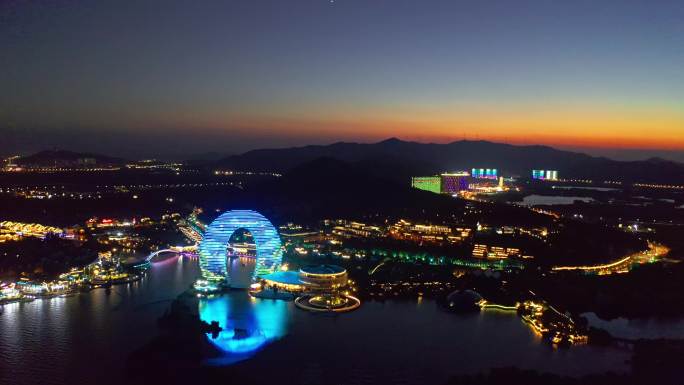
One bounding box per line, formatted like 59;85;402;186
1;257;630;385
583;312;684;340
0;256;200;385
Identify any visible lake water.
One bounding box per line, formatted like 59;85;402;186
523;195;595;206
1;256;630;385
202;294;631;384
583;312;684;340
0;256;200;385
551;186;620;192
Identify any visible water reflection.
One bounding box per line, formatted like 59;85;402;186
199;292;290;364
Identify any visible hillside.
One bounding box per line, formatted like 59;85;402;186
16;150;126;167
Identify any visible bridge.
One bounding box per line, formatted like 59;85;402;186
369;257;391;275
145;245;198;262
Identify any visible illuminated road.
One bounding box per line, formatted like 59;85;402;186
552;242;669;275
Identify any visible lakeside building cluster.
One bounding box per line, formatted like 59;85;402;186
0;213;197;305
313;219;540;265
0;221;67;242
475;298;588;346
0;252;145;305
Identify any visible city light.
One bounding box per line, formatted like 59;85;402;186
532;170;559;181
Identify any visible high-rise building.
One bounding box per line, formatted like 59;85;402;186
440;172;470;194
412;173;471;194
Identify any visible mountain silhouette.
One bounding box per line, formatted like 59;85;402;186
217;138;684;184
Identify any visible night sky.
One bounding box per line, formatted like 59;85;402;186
1;0;683;159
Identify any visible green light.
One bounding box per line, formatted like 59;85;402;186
411;176;441;194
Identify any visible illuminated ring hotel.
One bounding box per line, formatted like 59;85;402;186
198;210;282;285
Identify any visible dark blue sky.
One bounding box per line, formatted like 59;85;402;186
1;0;682;159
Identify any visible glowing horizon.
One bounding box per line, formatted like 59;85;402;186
1;1;683;158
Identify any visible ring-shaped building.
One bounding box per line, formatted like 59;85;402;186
198;210;282;285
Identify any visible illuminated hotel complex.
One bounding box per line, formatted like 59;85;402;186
195;209;361;312
412;168;567;196
411;172;469;194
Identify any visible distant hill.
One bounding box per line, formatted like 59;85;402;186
16;150;126;167
183;152;227;162
217;138;684;184
238;157;550;226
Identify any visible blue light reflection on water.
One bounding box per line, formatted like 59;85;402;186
199;292;290;365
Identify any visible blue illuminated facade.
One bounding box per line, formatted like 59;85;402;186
532;170;558;180
471;168;498;179
198;210;282;284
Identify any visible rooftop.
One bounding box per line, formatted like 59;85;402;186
300;264;346;276
261;271;302;285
